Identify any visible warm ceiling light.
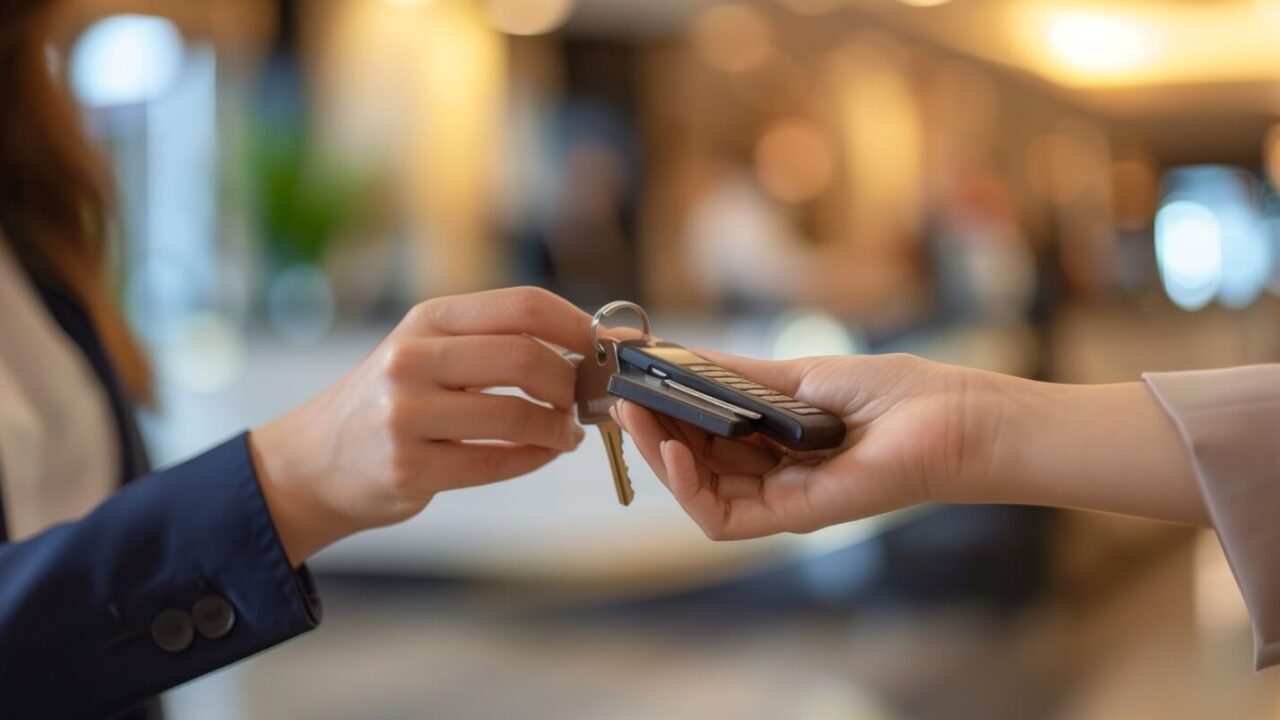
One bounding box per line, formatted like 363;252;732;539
485;0;575;36
384;0;434;6
691;4;774;73
898;0;953;7
1047;12;1154;75
1259;0;1280;23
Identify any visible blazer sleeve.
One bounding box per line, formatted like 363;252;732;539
0;432;322;718
1144;365;1280;670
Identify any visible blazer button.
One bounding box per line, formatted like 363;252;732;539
192;595;236;639
151;608;195;653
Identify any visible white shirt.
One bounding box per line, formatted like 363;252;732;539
0;233;118;540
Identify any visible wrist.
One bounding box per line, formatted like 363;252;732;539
987;377;1207;525
249;413;359;566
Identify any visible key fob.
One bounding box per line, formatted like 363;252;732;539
607;339;847;452
608;371;754;439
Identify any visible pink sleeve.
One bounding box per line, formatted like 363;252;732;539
1144;365;1280;670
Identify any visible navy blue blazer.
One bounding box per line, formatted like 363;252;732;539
0;281;321;719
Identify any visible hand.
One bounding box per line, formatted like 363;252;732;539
250;287;591;564
613;353;998;540
614;352;1206;541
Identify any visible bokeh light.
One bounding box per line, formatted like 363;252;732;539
485;0;575;36
1155;199;1222;311
753;118;836;203
166;311;246;394
1047;12;1154;75
691;4;774;73
772;309;858;360
70;14;185;107
898;0;953;7
768;307;860;358
1158;167;1273;310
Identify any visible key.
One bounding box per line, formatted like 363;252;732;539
575;339;635;506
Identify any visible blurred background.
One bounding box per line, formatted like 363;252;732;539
44;0;1280;717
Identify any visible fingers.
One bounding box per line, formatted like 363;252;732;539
703;436;778;477
423;442;560;491
396;335;577;411
615;399;790;540
403;286;593;356
662;440;784;541
613;400;676;486
414;393;585;451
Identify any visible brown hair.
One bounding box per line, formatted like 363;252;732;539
0;2;152;404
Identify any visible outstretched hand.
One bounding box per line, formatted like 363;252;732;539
612;352;1005;540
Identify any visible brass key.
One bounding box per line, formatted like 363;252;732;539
575;338;634;506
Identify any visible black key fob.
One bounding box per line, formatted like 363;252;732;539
607;339;847;452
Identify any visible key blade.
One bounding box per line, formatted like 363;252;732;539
597;421;635;506
576;340;620;425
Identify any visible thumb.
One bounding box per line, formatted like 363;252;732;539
695;350;813;398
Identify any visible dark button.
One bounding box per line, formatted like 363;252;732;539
192;595;236;639
151;608;195;653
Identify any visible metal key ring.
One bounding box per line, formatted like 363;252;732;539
590;300;652;360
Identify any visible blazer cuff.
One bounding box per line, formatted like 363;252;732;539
1144;366;1280;670
102;432;323;707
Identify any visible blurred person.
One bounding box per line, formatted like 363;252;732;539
0;4;590;717
681;158;925;331
614;354;1280;669
927;164;1036;326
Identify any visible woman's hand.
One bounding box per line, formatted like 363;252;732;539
614;352;1206;541
250;287;592;564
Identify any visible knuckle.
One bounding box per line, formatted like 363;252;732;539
381;395;411;433
381;341;421;381
405;298;444;329
505;286;547;320
507;336;543;375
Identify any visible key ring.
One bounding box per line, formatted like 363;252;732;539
590;300;652;361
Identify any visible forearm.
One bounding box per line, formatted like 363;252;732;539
0;434;320;717
980;375;1208;526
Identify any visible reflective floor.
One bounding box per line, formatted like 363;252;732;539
165;524;1279;720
